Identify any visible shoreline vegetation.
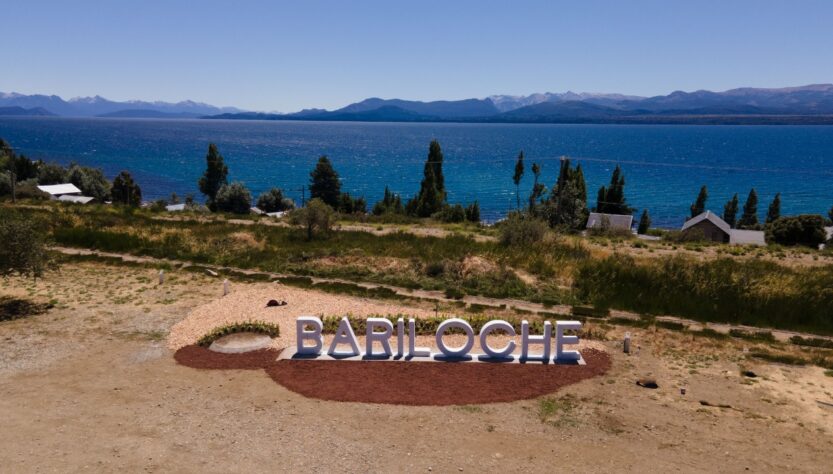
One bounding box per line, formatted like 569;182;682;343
2;136;833;339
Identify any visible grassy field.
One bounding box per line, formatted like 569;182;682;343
8;201;833;336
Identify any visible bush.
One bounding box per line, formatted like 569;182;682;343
290;198;334;240
790;335;833;349
256;188;293;213
67;163;111;201
465;201;481;223
499;212;548;246
214;182;252;214
436;204;466;223
765;215;827;247
0;210;54;279
197;320;280;347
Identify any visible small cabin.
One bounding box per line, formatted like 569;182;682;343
682;211;765;246
36;183;94;204
585;212;633;232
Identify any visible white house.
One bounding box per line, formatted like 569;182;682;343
586;212;633;232
36;183;95;204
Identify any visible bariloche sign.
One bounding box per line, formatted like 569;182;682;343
283;316;585;364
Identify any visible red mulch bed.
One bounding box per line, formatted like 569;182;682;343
174;345;611;405
174;345;282;370
265;349;611;405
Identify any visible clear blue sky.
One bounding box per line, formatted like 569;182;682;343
2;0;832;112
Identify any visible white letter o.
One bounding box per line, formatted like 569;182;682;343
479;320;516;359
435;318;474;357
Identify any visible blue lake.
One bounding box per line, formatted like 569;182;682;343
1;116;832;227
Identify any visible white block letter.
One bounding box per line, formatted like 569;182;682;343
366;318;394;358
296;316;323;355
396;318;405;357
327;317;360;357
556;321;582;362
479;320;516;359
521;320;552;361
436;318;474;358
408;319;431;358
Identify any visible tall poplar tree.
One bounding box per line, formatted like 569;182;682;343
198;143;228;211
512;151;524;210
738;188;759;229
723;193;739;228
690;185;708;218
766;193;781;224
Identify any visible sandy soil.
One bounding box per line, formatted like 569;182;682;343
1;262;832;472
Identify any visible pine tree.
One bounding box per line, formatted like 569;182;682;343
428;140;445;201
547;158;587;229
198;143;228;211
309;155;341;209
690;185;708;219
595;186;606;213
723;193;739;228
574;164;587;204
766;193;781;224
738;188;759;229
598;165;631;215
637;209;651;234
111;171;142;207
410;141;447;217
512;151;524;210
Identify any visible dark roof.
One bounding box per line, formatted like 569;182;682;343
681;211;731;235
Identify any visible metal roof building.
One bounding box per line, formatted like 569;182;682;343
585;212;633;231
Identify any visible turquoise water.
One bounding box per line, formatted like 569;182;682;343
1;116;832;227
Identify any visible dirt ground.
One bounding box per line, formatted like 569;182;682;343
1;262;832;473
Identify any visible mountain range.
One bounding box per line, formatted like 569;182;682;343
0;92;243;118
208;84;833;124
5;84;833;124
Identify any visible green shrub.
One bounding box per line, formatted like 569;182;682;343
728;329;776;342
197;320;280;347
444;287;465;300
215;182;252;215
790;335;833;349
499;213;547;246
765;215;826;247
749;351;806;366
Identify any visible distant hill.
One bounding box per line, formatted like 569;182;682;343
0;92;244;117
0;106;55;116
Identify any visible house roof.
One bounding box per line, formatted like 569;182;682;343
57;194;94;204
586;212;633;230
37;183;82;196
165;203;186;212
681;211;731;235
729;229;766;246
